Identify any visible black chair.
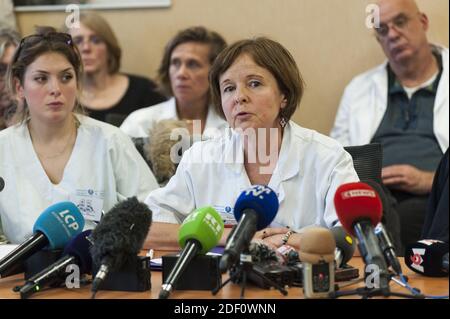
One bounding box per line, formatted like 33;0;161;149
344;143;402;252
344;143;382;185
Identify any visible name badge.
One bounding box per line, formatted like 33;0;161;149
71;189;104;222
212;205;236;226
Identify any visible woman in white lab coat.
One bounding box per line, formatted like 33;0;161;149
120;26;228;139
0;27;159;244
145;37;359;250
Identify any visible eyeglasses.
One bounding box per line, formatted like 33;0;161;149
15;32;74;61
374;13;416;38
72;35;104;47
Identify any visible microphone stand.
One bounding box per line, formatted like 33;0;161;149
211;250;288;299
330;271;425;299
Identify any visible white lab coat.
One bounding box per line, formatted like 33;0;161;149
331;45;449;153
0;115;159;244
145;121;359;231
120;97;228;139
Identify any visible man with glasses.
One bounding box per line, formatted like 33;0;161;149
331;0;448;250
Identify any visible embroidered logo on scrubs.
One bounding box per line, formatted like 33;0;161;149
77;199;94;215
72;189;104;222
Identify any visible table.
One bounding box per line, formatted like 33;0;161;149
0;252;448;299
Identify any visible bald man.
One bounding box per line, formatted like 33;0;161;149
331;0;448;249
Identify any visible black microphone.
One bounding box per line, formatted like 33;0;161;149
375;222;403;275
331;226;356;268
0;177;4;192
0;202;84;278
90;197;152;297
19;230;93;299
404;240;449;277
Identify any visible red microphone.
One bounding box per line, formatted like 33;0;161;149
334;182;390;292
334;182;382;235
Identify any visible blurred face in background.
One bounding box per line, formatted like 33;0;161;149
375;0;429;65
169;42;211;107
70;23;108;75
1;43;18;124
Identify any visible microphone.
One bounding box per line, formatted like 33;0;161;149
90;197;152;296
19;230;93;299
219;185;279;273
375;222;403;275
299;227;336;298
363;180;403;275
0;202;84;278
334;182;390;292
404;240;449;277
0;177;4;192
330;226;356;268
159;206;224;299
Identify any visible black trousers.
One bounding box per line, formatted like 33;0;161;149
388;189;429;250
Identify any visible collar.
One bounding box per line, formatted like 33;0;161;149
387;50;443;95
222;122;302;201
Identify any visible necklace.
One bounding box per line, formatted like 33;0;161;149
30;117;79;160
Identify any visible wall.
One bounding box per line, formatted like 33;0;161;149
15;0;449;134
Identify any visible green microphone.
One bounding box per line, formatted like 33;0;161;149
159;206;223;299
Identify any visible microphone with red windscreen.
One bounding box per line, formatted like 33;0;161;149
334;182;390;292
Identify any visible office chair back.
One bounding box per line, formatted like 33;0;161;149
344;143;382;184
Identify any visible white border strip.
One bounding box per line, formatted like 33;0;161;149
14;0;171;12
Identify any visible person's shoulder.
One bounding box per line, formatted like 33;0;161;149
346;62;387;89
0;123;25;141
181;133;230;165
126;98;174;122
290;121;345;153
78;114;131;142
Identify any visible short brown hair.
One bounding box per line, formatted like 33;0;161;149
209;37;304;120
75;12;122;74
7;26;84;122
158;26;226;96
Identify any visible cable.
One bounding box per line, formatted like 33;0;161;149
398;274;449;299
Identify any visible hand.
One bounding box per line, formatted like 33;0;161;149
253;227;290;250
382;164;434;195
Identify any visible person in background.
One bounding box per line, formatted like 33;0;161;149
0;27;159;244
0;27;20;130
120;26;228;140
144;37;359;250
68;12;166;126
422;149;448;243
331;0;448;248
